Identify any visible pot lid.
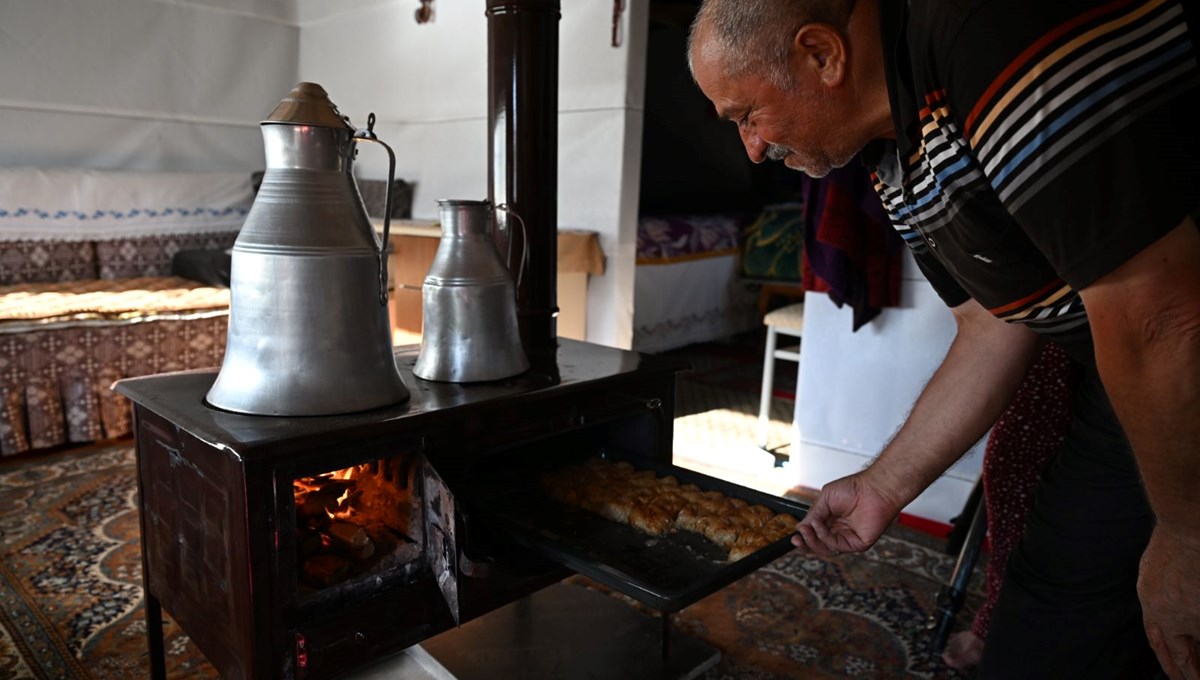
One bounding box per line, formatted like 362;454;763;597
263;82;352;129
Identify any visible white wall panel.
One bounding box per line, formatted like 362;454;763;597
559;0;645;111
184;0;296;23
356;118;489;219
0;108;264;171
0;0;297;171
297;1;487;123
295;0;396;25
558;108;641;348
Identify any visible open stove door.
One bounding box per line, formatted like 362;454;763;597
423;460;461;625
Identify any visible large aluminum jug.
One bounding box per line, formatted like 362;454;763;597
207;82;410;416
413;199;530;383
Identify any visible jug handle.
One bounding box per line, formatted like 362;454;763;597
495;203;529;289
353;113;396;307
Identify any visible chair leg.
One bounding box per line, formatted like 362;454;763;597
757;327;778;449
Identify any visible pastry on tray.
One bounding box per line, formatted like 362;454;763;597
540;457;798;562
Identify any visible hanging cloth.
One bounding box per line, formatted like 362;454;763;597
799;162;904;330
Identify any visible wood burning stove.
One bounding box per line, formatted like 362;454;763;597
116;340;684;679
115;2;808;677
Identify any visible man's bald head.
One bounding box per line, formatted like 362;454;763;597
688;0;858;89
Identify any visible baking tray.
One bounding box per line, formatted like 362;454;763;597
471;446;809;613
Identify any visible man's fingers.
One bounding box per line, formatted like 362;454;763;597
1171;636;1200;680
1154;626;1200;680
802;498;830;524
794;522;822;553
794;522;835;557
1144;623;1173;679
809;514;832;543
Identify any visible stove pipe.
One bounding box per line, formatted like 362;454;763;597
486;0;560;353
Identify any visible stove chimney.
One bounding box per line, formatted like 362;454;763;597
486;0;560;353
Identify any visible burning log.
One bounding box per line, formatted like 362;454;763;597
294;476;353;523
329;521;376;560
293;455;424;591
329;521;369;548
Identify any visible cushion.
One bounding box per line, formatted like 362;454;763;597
95;231;238;279
742;203;805;282
0;240;97;285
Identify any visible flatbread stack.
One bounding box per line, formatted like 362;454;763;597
540;457;798;562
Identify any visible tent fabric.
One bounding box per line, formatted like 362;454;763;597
0;168;253;241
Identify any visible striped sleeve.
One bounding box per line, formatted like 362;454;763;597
946;0;1200;289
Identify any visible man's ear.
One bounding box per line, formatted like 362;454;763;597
790;24;846;87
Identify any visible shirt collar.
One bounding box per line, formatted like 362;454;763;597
879;0;918;160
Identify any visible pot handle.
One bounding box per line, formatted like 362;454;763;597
495;203;529;289
353;113;395;307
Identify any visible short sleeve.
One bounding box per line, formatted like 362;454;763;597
914;251;972;308
944;0;1200;290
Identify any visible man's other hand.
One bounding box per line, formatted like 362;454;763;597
1139;526;1200;680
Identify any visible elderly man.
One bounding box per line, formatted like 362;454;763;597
688;0;1199;678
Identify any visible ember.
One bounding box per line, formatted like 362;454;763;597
293;454;425;593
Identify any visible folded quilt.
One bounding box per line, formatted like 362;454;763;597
0;276;229;332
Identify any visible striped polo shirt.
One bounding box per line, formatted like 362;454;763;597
867;0;1200;365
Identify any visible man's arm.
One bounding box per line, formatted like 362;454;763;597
795;298;1041;555
865;298;1042;504
1079;216;1200;679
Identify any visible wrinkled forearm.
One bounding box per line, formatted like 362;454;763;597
1083;217;1200;534
1093;302;1200;532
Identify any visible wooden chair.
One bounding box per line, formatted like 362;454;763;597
757;302;804;455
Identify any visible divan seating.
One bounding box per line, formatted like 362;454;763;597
0;168;251;455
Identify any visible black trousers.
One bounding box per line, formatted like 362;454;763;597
979;367;1163;679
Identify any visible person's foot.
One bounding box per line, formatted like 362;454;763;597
943;631;984;670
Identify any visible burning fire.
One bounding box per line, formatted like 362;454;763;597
292;456;422;592
326;487;354;521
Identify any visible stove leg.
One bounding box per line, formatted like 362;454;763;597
145;592;167;680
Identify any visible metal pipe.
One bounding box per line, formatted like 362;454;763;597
486;0;561;353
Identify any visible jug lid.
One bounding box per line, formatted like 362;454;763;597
263;82;353;130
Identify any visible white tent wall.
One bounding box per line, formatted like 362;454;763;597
295;0;648;349
0;0;298;172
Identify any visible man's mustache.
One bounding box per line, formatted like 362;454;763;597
765;143;791;161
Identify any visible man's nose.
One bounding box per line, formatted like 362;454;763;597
739;127;767;164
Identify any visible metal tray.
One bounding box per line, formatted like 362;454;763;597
472;447;808;613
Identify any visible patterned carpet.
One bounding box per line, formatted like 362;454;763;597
0;336;984;679
0;445;216;679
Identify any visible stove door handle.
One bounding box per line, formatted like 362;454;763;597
576;392;665;426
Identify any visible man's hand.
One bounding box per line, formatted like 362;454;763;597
1139;527;1200;680
792;471;903;557
790;299;1038;559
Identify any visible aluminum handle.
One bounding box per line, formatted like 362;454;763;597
353;113;395;307
495;203;529;289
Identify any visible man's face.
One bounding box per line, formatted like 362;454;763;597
692;36;856;178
